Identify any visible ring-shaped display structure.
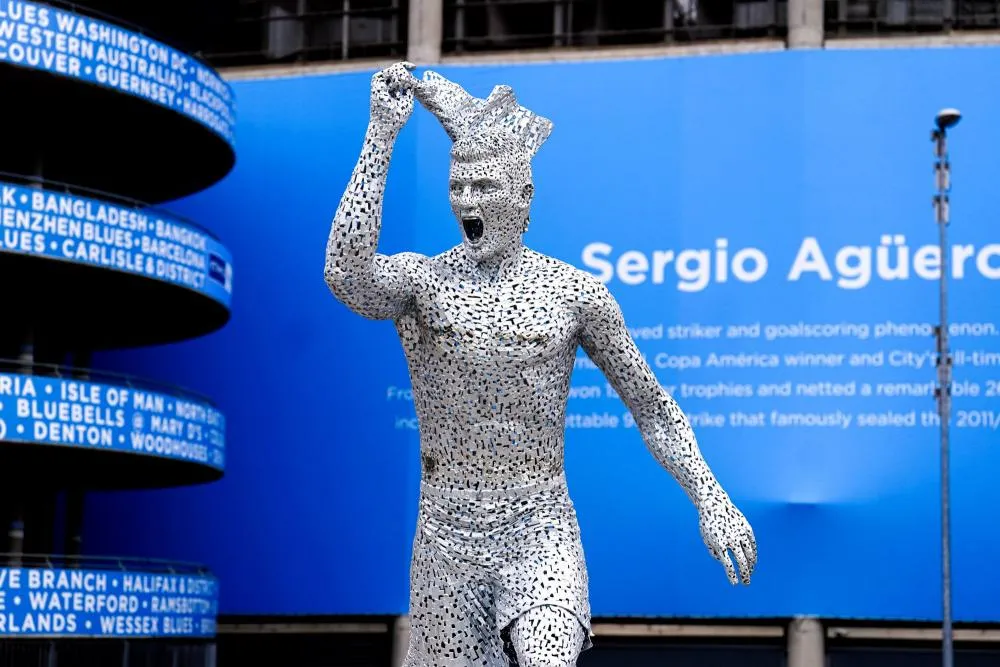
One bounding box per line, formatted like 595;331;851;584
0;362;225;489
0;556;217;638
0;0;236;203
0;175;232;350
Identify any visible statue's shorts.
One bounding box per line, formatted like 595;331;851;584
402;473;593;666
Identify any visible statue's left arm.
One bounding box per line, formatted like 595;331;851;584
576;274;757;585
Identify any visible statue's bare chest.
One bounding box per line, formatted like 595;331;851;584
415;276;579;367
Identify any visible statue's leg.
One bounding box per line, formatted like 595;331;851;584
404;524;506;666
506;605;587;667
494;485;593;666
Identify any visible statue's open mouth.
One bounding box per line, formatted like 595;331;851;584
462;216;484;244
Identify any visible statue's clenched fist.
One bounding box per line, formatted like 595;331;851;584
370;61;418;134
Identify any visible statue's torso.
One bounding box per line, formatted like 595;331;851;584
396;247;584;490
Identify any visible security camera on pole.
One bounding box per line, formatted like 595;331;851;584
932;106;960;667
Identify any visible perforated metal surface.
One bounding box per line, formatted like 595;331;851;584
324;63;756;666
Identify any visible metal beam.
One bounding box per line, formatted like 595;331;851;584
215;619;1000;645
591;622;784;638
216;622;389;634
828;627;1000;643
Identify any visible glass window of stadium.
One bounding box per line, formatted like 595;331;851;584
52;0;410;68
208;0;410;67
442;0;787;52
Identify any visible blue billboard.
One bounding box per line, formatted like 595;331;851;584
0;372;225;470
0;567;217;637
0;0;235;144
87;47;1000;622
0;180;234;309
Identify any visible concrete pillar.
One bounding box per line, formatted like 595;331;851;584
788;616;825;667
392;615;412;667
407;0;443;64
787;0;824;48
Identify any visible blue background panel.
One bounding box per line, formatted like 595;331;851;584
87;48;1000;621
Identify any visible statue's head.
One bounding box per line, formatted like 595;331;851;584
415;72;552;264
448;128;534;263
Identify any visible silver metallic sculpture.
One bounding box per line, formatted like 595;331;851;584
324;62;757;667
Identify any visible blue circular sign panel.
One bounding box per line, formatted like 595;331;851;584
0;180;233;310
0;372;225;471
0;0;235;145
0;567;218;637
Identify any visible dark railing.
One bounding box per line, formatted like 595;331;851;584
443;0;786;53
825;0;1000;33
0;171;224;245
0;552;213;575
0;639;215;667
0;359;219;410
200;0;410;68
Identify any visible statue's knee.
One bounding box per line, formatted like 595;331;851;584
510;605;585;667
513;638;579;667
517;656;576;667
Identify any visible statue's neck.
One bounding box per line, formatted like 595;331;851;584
467;240;524;282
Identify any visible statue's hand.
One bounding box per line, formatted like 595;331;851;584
369;62;417;135
698;494;757;585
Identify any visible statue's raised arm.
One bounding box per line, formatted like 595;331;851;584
324;62;421;321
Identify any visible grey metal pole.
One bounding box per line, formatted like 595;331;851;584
932;107;961;667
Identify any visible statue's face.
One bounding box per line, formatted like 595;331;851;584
448;148;533;263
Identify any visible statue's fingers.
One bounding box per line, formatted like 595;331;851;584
371;69;390;96
732;546;751;585
722;551;738;585
388;83;412;102
386;62;418;90
742;539;757;576
744;534;758;572
710;542;737;585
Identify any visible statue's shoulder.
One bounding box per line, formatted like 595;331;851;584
524;248;606;292
391;250;427;266
394;245;465;283
387;249;445;280
523;249;615;321
429;245;466;272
